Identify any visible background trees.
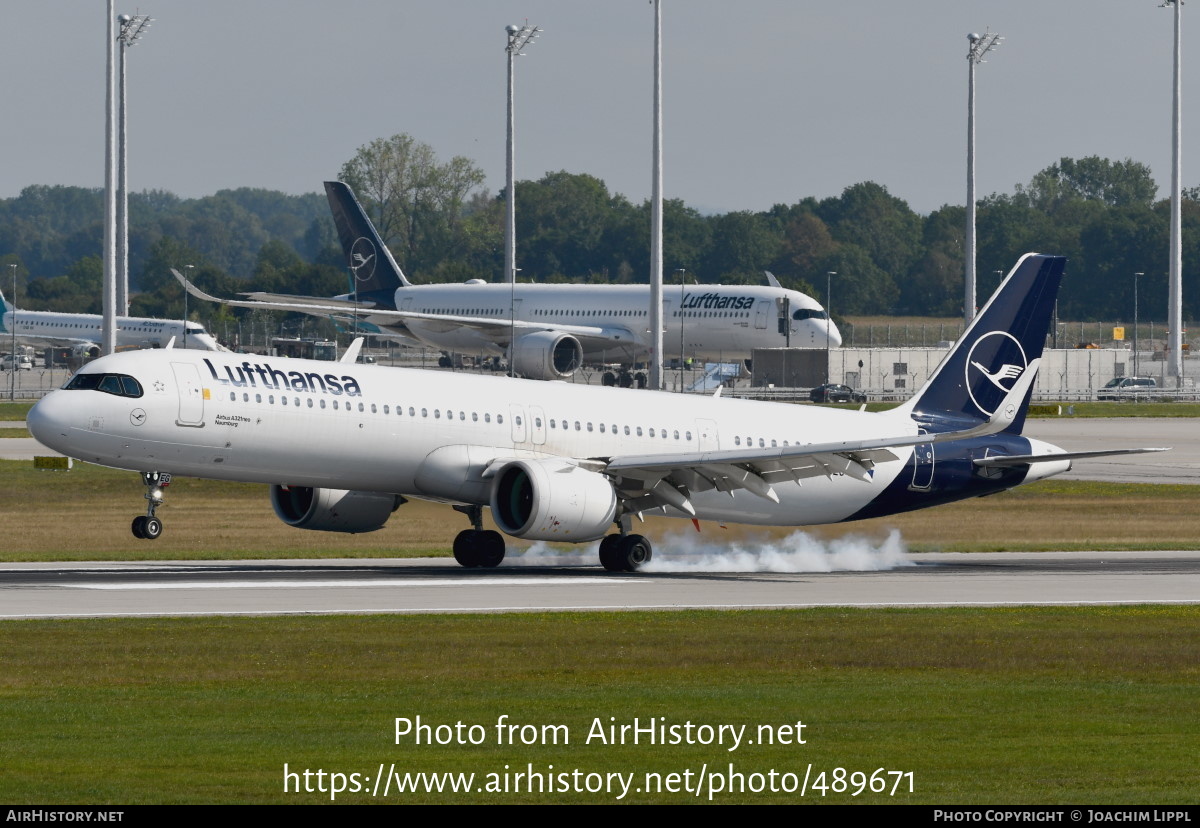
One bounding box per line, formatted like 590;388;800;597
1;141;1196;327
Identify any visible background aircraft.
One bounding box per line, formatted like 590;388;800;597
176;181;840;383
28;254;1163;569
0;288;222;358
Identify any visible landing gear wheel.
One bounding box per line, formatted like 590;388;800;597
133;471;169;541
476;530;505;568
598;535;623;571
634;372;647;389
142;516;163;540
602;371;617;387
618;371;633;388
617;534;652;571
453;529;482;567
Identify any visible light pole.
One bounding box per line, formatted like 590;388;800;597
1134;272;1144;376
965;30;1002;325
9;264;16;401
676;268;686;391
504;22;540;285
116;12;151;317
1162;0;1185;384
649;0;665;390
826;271;837;384
183;264;193;349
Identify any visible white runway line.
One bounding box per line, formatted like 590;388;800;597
56;576;633;590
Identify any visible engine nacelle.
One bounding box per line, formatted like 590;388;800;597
509;331;583;380
490;459;617;542
270;486;403;533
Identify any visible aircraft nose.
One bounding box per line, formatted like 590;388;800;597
825;319;843;348
27;391;74;452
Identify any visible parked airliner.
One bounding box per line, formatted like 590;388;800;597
0;289;222;357
28;254;1162;570
175;181;840;384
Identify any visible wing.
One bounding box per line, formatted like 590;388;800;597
601;361;1042;515
173;269;639;352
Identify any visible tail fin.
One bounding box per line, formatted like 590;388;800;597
0;287;10;332
903;253;1065;434
324;180;413;291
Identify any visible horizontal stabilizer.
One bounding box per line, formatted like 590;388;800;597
973;447;1170;467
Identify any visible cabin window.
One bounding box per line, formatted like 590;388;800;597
649;428;656;437
497;415;504;424
333;400;339;410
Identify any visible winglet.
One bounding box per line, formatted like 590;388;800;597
339;337;365;364
763;270;783;289
172;269;226;305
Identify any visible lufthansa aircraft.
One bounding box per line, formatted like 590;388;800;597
1;289;222;356
28;254;1162;570
175;181;840;384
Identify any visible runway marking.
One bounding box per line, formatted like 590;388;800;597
55;576;631;591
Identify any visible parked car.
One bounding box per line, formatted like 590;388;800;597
1097;376;1156;400
809;383;866;404
0;354;32;371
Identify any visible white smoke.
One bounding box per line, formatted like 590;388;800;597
503;529;913;573
643;528;912;573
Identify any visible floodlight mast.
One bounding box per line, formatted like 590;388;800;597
116;12;152;316
965;29;1002;326
1162;0;1184;383
649;0;664;390
504;23;541;286
103;1;117;356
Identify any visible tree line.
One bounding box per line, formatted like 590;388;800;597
1;135;1196;328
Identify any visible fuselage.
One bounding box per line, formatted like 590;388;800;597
2;308;221;353
29;348;1064;533
344;282;840;361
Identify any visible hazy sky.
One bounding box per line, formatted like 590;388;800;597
2;1;1190;215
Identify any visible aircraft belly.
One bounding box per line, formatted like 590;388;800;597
685;458;908;526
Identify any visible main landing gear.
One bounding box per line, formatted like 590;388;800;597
451;505;505;568
131;471;170;540
598;533;652;572
601;370;648;389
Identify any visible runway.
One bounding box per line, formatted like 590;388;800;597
3;551;1198;619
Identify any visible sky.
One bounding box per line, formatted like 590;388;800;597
2;1;1191;216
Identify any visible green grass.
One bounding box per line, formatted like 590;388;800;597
1;608;1195;804
0;401;32;421
2;461;1198;560
0;427;30;438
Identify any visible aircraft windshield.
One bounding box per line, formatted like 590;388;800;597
63;373;144;398
792;308;828;321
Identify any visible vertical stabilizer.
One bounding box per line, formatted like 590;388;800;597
902;253;1065;434
324;181;413;291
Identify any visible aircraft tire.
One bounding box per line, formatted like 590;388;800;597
617;534;652;571
143;517;163;540
598;535;623;572
602;371;617;387
477;530;506;568
131;516;146;539
453;530;481;567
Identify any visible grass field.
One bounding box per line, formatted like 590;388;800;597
1;608;1196;804
2;461;1198;560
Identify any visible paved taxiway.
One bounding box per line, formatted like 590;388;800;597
2;551;1198;619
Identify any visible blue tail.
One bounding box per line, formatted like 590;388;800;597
324;181;413;292
904;253;1066;435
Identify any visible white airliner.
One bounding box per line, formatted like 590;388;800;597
0;289;222;357
28;254;1163;570
174;181;840;384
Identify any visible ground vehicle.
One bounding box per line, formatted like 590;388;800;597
809;383;866;403
1;354;33;371
1097;376;1156;400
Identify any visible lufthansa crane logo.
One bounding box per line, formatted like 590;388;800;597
964;331;1028;416
349;237;377;283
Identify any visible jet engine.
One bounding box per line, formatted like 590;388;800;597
270;485;404;533
490;459;617;542
509;331;583;380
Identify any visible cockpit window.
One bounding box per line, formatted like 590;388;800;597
792;308;829;321
63;373;144;398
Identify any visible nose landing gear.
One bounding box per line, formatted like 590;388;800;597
131;471;170;540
